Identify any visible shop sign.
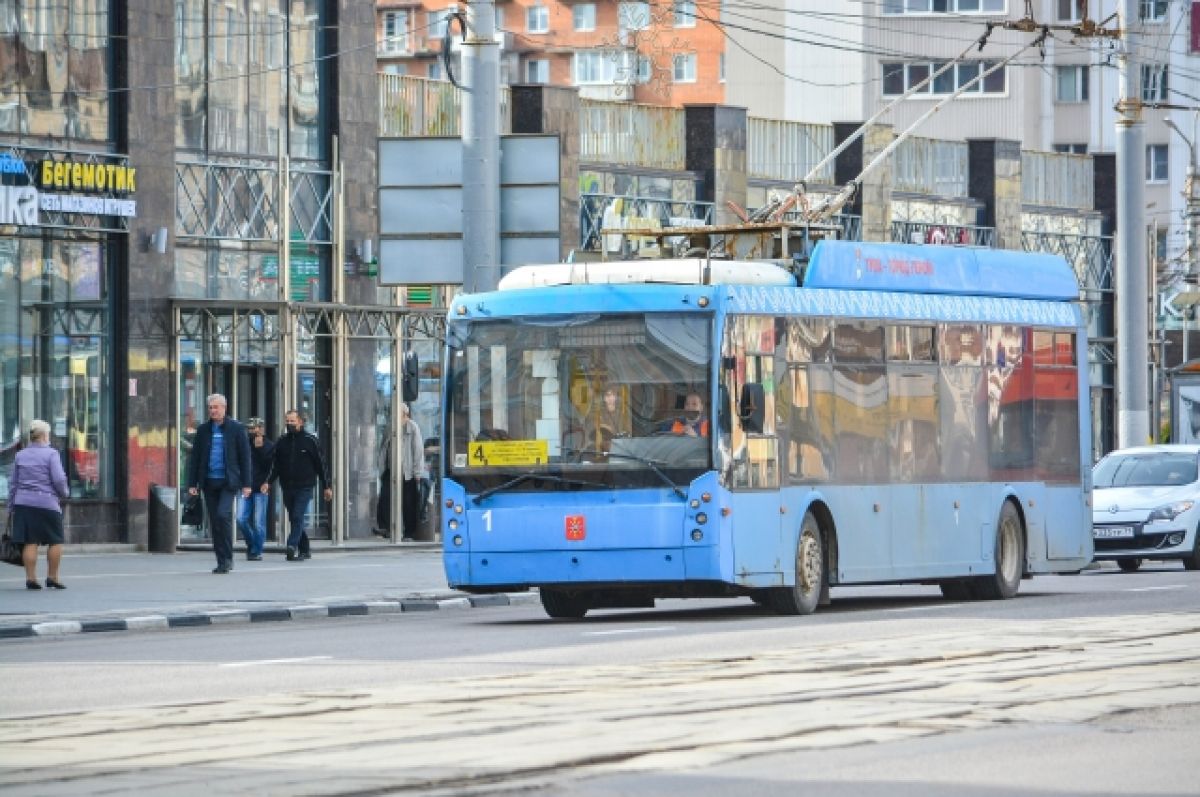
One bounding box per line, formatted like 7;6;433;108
0;185;39;226
37;156;138;219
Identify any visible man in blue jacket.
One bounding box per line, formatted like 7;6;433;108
186;393;253;574
262;409;333;561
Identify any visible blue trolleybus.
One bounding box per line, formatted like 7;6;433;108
440;241;1093;618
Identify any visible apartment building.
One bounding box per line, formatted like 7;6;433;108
724;1;1198;272
376;0;725;105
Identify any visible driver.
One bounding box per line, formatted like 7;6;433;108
664;392;709;438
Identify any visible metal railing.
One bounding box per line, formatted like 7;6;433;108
175;159;332;243
378;74;511;137
747;117;835;184
1022;151;1093;210
891;220;996;248
579;99;685;170
893;137;969;197
580;192;713;252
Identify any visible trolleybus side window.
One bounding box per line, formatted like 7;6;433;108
832;321;888;484
783;317;834;484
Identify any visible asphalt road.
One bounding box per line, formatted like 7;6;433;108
2;566;1199;795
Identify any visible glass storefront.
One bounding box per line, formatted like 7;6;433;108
0;234;112;500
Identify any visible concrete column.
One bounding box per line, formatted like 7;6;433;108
122;0;178;549
511;85;580;260
968;138;1022;251
684;105;747;227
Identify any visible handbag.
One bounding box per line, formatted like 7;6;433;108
2;514;22;567
181;492;204;527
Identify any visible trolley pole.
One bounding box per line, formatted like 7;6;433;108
462;0;501;293
1116;0;1150;447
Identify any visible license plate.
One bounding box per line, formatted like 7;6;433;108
1093;526;1134;539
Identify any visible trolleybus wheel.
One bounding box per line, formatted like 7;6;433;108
768;512;825;616
540;588;590;619
1116;558;1143;573
972;501;1025;600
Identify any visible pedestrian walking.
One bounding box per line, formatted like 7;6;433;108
7;419;71;590
186;393;253;574
262;409;332;561
375;403;425;540
237;417;273;561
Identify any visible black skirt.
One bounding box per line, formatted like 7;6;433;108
11;505;65;546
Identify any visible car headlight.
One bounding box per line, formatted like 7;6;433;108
1147;501;1195;523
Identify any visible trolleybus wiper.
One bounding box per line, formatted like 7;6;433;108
473;472;606;504
562;446;686;500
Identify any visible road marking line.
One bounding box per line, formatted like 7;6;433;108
1125;585;1189;592
582;627;676;636
218;656;333;668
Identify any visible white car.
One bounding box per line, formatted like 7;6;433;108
1091;445;1200;571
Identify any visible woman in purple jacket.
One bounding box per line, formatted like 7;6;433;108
8;419;70;590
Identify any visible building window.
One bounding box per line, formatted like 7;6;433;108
1057;0;1085;21
428;9;453;39
527;4;549;34
429;61;442;80
637;55;652;83
1055;65;1089;102
619;2;651;33
1053;143;1088;154
883;0;1006;13
673;53;697;83
525;59;549;83
573;3;595;31
380;11;409;55
675;0;696;27
1146;144;1168;182
1141;64;1168;101
881;61;1005;96
1140;0;1168;21
574;50;631;84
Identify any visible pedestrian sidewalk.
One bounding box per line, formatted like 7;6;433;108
0;541;537;639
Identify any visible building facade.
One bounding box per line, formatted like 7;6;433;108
0;1;433;547
376;0;725;105
723;0;1198;290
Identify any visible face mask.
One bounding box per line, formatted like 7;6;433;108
685;410;701;422
286;423;298;433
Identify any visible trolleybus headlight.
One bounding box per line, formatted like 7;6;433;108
445;498;454;508
1147;501;1193;523
454;504;464;514
448;519;459;530
695;512;708;525
701;492;711;502
691;529;704;541
453;535;463;546
689;499;700;509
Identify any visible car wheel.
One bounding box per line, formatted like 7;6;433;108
539;588;590;619
972;501;1025;600
1116;558;1143;572
768;511;825;616
1182;532;1200;571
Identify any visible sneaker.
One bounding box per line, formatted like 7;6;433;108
286;547;297;561
298;550;311;560
212;565;230;574
247;554;263;561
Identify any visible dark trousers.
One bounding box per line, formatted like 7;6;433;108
202;481;237;567
282;486;313;553
402;478;420;539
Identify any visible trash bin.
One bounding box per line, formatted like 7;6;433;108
147;483;179;553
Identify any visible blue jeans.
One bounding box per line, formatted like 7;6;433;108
282;487;313;553
237;492;268;556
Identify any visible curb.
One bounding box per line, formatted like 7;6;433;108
0;591;541;640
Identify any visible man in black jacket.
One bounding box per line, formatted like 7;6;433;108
186;394;253;574
262;409;332;561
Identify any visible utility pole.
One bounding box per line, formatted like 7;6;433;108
1165;112;1199;282
1115;0;1149;447
462;0;501;294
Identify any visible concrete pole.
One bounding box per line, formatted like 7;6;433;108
1115;0;1150;447
462;0;501;293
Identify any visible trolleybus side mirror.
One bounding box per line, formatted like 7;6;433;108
739;383;765;434
402;350;419;402
718;384;731;434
